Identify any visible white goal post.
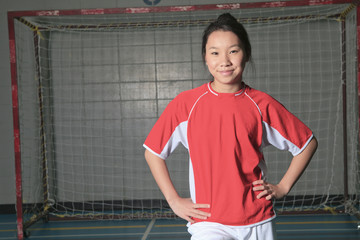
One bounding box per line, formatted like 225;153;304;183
7;1;360;239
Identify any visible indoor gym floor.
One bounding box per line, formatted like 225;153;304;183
0;213;359;240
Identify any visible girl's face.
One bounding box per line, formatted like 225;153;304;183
205;30;246;93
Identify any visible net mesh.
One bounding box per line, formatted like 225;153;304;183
12;3;359;224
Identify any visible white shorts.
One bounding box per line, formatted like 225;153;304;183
188;220;277;240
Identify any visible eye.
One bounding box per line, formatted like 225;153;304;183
230;50;239;54
210;52;218;55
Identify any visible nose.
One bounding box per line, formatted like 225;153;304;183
220;54;231;67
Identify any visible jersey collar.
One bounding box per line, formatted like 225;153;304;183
207;82;245;97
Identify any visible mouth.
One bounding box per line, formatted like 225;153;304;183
219;70;234;76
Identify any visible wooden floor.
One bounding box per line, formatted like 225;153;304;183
0;213;359;239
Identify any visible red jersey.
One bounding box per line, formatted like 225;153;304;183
144;82;313;226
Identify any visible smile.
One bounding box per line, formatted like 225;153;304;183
219;70;234;76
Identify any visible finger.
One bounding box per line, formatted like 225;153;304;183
191;213;209;220
188;214;209;220
252;180;265;185
183;215;195;223
256;191;265;199
174;211;194;223
266;194;273;201
193;204;210;209
252;185;266;191
192;209;211;218
256;190;271;199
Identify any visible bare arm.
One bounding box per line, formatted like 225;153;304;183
253;137;318;200
144;149;210;222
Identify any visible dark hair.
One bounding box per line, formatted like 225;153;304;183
202;13;252;63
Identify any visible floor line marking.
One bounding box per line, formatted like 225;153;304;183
13;225;147;231
141;218;156;240
0;230;15;233
277;228;358;232
155;224;186;227
276;221;358;225
1;221;357;232
7;232;144;239
154;221;358;228
149;231;189;235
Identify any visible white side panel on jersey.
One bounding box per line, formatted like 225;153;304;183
159;121;189;159
262;121;313;156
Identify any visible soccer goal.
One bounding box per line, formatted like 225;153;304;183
7;1;360;239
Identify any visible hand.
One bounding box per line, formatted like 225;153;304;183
252;180;289;201
168;197;211;223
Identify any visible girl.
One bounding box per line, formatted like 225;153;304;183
144;13;317;240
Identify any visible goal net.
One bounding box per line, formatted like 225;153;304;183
8;1;359;236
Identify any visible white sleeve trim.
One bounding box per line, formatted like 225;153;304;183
293;134;314;156
262;121;313;156
143;144;165;160
144;121;188;160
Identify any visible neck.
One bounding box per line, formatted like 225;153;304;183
211;81;243;93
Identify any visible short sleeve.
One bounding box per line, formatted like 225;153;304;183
143;95;188;160
261;96;313;156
